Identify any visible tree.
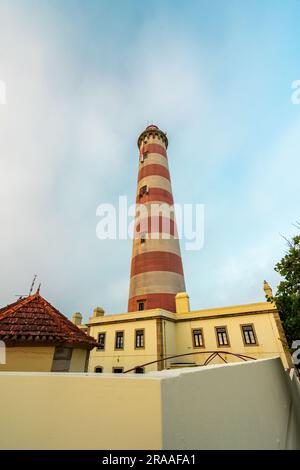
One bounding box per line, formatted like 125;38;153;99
271;227;300;348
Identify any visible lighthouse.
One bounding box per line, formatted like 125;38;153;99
128;125;186;312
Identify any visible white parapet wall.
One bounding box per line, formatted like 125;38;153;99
0;357;299;450
158;358;300;449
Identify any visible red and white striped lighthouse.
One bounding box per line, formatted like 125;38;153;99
128;125;186;312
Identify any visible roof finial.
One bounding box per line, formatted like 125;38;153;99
36;283;41;294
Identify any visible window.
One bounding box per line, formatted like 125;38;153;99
94;366;103;373
135;329;145;348
51;347;73;372
139;185;149;197
135;367;145;374
97;332;106;350
192;329;204;348
216;327;229;346
113;367;123;373
140;232;146;244
115;331;124;349
138;301;145;311
242;324;257;345
140;151;148;163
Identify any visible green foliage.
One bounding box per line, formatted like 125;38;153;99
272;234;300;347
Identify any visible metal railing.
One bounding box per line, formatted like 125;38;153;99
123;350;256;373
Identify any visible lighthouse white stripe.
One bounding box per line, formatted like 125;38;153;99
134;203;176;221
138;175;172;194
129;271;186;298
139;153;169;170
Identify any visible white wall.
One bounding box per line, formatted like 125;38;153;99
160;358;300;449
0;373;162;450
0;358;299;449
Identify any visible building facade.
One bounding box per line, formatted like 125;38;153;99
86;125;292;373
87;295;291;373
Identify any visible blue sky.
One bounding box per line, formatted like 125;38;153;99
0;0;299;320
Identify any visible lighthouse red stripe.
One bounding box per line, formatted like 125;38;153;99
136;188;174;205
138;164;170;182
135;216;178;237
143;143;167;158
128;293;176;313
130;251;184;277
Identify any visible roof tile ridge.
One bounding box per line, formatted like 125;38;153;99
0;294;37;322
37;296;96;343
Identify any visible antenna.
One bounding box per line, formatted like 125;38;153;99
15;295;26;300
29;275;38;296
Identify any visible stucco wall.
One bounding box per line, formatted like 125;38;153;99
89;318;159;372
0;347;90;373
0;373;162;450
69;348;88;372
87;303;291;373
160;358;300;449
175;312;290;368
163;320;176;368
0;358;299;450
0;346;54;372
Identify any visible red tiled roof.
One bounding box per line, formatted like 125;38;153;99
0;292;97;349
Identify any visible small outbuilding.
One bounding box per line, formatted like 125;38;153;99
0;290;96;372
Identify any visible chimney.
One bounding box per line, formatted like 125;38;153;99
72;312;82;326
92;307;105;317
